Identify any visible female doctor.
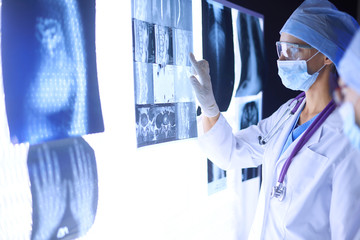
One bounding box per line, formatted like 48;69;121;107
189;0;360;239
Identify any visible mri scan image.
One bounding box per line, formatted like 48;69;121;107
173;29;192;66
153;64;175;104
176;102;197;140
132;0;197;147
155;24;173;65
172;0;192;30
134;62;154;105
132;0;153;22
151;0;174;27
28;137;98;240
133;19;156;63
136;104;177;147
2;0;104;144
174;66;194;103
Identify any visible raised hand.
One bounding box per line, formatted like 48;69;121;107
189;52;220;117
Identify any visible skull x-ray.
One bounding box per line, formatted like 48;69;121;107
2;0;103;144
28;137;98;240
132;0;197;147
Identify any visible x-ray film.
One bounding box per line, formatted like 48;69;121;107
207;159;227;195
202;0;235;112
155;25;173;65
235;11;265;97
132;0;153;22
173;0;193;30
134;62;154;105
132;19;156;64
132;0;197;148
28;137;98;240
136;104;176;147
153;64;175;104
173;29;193;66
235;93;262;181
2;0;104;144
152;0;174;27
176;102;197;140
174;66;194;102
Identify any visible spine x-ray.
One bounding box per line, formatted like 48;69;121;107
28;137;98;240
202;0;235;113
132;0;197;147
2;0;104;144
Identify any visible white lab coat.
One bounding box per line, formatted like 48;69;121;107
199;97;360;240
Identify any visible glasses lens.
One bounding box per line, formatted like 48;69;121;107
276;42;301;60
276;42;294;59
276;42;314;60
276;42;282;58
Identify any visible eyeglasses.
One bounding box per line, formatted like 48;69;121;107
276;41;313;60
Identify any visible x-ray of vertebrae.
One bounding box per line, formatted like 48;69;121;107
202;0;235;112
132;0;197;147
136;104;176;147
2;0;103;144
28;137;98;240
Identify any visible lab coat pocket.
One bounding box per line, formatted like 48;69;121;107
286;147;328;195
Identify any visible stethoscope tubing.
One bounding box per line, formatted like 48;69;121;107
259;92;305;145
278;99;336;183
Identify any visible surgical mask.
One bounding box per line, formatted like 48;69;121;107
277;51;325;91
338;102;360;150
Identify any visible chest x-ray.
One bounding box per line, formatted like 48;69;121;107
132;0;197;147
28;137;98;240
2;0;104;144
235;12;265;97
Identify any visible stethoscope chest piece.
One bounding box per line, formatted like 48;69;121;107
270;182;286;201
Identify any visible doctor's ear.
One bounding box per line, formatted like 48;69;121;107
323;56;333;65
323;56;337;74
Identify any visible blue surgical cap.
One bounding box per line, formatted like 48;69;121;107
339;29;360;95
280;0;359;68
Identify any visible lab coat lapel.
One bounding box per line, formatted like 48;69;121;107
268;99;306;166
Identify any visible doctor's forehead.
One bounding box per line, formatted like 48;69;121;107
279;32;309;46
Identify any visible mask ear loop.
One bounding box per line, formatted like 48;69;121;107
305;50;327;76
305;50;320;62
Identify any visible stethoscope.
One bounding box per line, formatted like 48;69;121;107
258;92;336;201
258;92;306;146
